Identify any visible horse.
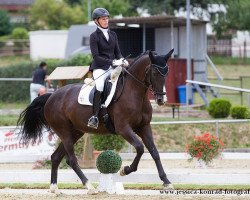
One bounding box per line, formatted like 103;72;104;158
17;49;174;194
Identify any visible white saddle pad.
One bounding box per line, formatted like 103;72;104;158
78;68;121;108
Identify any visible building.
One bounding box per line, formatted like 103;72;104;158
0;0;35;23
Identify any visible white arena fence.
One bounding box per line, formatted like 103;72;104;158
1;117;250;162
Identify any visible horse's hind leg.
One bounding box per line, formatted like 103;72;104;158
50;131;83;193
118;125;144;175
60;131;97;194
50;142;65;193
138;124;173;190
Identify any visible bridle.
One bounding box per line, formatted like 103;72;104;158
123;62;169;96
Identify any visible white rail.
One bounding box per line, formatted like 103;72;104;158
150;119;250;125
186;80;250;93
0;78;32;81
205;54;223;81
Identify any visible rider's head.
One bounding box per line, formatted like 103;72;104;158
92;8;109;29
39;61;47;70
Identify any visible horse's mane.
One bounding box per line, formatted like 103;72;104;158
128;50;150;69
128;50;158;69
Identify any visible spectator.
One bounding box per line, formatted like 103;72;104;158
30;61;51;102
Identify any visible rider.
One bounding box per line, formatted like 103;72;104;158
88;8;129;129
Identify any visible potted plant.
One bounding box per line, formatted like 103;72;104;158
96;150;123;194
186;132;224;167
91;134;125;159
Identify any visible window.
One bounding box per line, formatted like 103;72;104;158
82;37;90;46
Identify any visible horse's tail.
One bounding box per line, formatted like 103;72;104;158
17;93;52;144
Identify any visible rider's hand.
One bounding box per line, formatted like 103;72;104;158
112;59;123;68
122;59;129;67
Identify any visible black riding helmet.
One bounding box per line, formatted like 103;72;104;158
92;8;109;20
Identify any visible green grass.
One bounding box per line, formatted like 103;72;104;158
151;122;250;152
0;102;28;109
197;64;250;106
0;183;249;190
207;64;250;79
210;56;250;65
0;115;19;126
0;55;30;68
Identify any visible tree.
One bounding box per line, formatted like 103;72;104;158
211;0;250;37
128;0;250;36
30;0;87;30
64;0;82;5
80;0;132;18
128;0;220;16
0;10;11;36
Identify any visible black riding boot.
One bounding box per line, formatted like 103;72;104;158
87;90;102;129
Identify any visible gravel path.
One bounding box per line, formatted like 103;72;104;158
0;189;249;200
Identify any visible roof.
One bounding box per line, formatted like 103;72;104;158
109;15;207;28
0;0;35;6
47;66;89;80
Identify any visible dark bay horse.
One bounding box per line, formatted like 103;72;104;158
17;49;174;194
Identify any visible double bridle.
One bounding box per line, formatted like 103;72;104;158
123;62;169;96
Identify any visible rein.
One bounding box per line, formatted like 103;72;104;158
123;67;150;90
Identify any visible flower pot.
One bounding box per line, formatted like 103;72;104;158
195;159;214;168
97;173;124;194
93;150;102;160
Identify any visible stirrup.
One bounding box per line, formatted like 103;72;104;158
87;116;99;129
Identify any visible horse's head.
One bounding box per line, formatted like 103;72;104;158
147;49;174;105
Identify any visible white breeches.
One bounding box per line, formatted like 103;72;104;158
93;66;113;92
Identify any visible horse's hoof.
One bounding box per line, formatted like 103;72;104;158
85;181;98;195
119;167;126;176
163;183;174;190
50;184;61;194
87;189;98;195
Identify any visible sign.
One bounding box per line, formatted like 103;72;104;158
0;126;57;163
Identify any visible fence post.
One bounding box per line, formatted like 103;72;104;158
240;76;243;105
244;40;247;61
215;121;219;138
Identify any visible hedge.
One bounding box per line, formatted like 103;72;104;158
231;105;250;119
208;98;231;118
0;54;92;102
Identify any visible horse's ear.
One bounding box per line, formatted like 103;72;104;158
149;50;155;63
164;49;174;61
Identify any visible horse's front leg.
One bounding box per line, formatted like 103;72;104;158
137;124;173;189
117;125;144;175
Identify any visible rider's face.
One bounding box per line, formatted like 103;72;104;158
96;16;109;28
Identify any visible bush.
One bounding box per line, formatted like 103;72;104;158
208;99;231;118
96;150;122;174
91;134;125;152
0;10;11;36
12;27;29;51
67;54;92;66
0;54;90;102
231;106;249;119
12;27;29;40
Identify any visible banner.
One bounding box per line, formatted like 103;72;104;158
0;126;57;163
